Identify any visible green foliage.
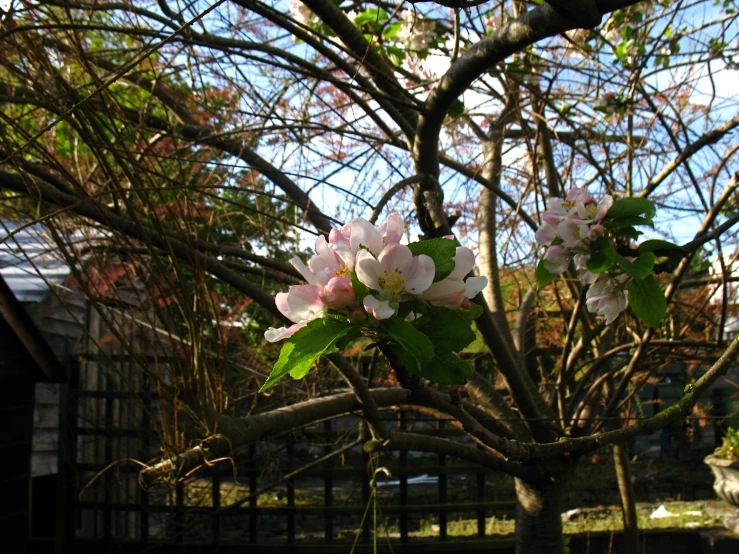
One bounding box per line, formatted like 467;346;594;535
536;258;558;289
638;239;684;254
627;274;667;328
607;197;657;220
260;319;360;391
416;307;476;358
457;302;483;322
414;307;475;383
378;316;434;375
615;252;654;282
715;427;739;461
587;236;617;273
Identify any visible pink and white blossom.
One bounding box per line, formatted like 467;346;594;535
558;219;591;249
289;0;318;26
319;276;355;309
423;247;488;309
586;274;629;324
349;214;404;256
264;284;326;342
535;222;558;246
356;243;435;319
543;245;570;274
397;10;436;51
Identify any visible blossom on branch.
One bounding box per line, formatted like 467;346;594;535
397;10;436;51
356;243;435;319
536;187;630;324
423;246;488;309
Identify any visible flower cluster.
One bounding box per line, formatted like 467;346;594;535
396;10;436;51
289;0;318;27
265;213;487;342
536;187;630;324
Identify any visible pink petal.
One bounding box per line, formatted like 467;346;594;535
535;223;557;245
320;276;355;309
377;243;412;273
275;285;324;323
404;253;435;294
380;212;404;245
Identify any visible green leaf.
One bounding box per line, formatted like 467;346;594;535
261;319;360;392
449;98;465;119
615;252;654;282
420;358;471;384
408;238;457;281
638;239;684;254
383;22;402;39
602;215;654;229
416;307;476;358
606;197;656;219
611;227;642;240
386;44;405;66
627;274;667;328
354;8;388;28
457;302;483;322
586;237;617;274
378;317;434;375
536;258;558;289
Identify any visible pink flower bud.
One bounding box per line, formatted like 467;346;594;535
320;276;355;309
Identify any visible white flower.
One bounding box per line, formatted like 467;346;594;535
396;10;436;51
290;0;318;27
265;284;326;342
356;243;435;319
423;247;487;309
543;245;570;274
586;274;629;324
558;219;591;249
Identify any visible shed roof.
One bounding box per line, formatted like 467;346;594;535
0;220;71;303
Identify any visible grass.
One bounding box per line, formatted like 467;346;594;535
402;500;724;538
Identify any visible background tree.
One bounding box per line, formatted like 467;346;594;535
1;0;739;552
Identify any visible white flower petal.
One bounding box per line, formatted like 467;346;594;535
363;295;396;320
265;323;306;343
450;247;475;279
350;218;383;256
464;276;488;299
290;256;318;285
355;249;381;290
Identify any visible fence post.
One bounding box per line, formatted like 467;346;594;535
477;445;486;538
324;419;333;544
399;411;408;543
286;436;295;544
249;443;257;544
438;419;447;540
212;469;221;544
175;481;184;544
362;446;370;543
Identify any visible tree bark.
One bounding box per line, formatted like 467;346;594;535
514;475;567;554
614;441;640;554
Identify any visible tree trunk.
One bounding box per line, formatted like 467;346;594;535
514;476;566;554
614;441;640;554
